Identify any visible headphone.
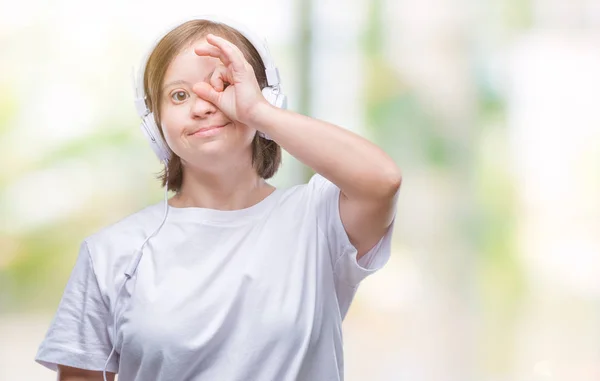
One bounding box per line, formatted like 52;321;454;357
102;16;286;381
132;14;288;164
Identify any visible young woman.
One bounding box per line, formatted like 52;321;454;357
35;16;401;381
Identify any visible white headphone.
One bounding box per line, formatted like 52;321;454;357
132;14;288;164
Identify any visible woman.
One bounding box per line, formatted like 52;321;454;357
35;16;401;381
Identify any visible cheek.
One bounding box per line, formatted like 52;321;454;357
232;122;257;143
159;110;183;142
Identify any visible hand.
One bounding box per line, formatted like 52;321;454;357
193;34;268;125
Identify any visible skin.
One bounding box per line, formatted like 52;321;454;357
161;37;275;211
190;34;401;256
57;365;114;380
57;32;401;381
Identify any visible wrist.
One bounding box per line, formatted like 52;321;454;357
245;100;276;129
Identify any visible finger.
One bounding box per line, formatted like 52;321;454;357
192;82;220;106
205;34;246;72
194;44;231;67
210;65;230;92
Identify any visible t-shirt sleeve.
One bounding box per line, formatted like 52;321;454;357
35;241;119;373
309;174;396;316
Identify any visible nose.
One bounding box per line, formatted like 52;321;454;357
190;93;217;118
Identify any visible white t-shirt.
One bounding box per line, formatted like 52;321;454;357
35;174;395;381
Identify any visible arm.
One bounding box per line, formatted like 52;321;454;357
249;104;401;259
193;34;402;260
58;365;115;381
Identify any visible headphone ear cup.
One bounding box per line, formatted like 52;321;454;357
262;87;287;110
259;87;287;141
140;113;171;163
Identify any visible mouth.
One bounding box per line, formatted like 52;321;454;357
188;123;229;136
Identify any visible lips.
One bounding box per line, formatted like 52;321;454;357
188;123;229;136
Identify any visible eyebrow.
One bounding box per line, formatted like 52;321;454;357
162;80;189;92
162;69;217;93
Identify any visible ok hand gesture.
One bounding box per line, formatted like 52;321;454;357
193;34;268;125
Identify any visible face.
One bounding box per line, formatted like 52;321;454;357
159;38;256;170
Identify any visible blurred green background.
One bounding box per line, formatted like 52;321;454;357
1;0;599;380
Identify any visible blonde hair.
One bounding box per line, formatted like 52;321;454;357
143;19;282;193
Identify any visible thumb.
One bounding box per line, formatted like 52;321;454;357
192;82;220;105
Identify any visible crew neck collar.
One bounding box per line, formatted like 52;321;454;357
153;187;282;225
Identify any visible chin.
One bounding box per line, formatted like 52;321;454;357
188;141;229;160
179;140;238;165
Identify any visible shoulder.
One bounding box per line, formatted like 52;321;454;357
270;174;340;227
277;174;338;204
83;202;164;263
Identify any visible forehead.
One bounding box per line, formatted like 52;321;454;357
163;41;221;82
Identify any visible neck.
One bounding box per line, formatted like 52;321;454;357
168;161;274;211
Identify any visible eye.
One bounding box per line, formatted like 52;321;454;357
171;91;188;102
